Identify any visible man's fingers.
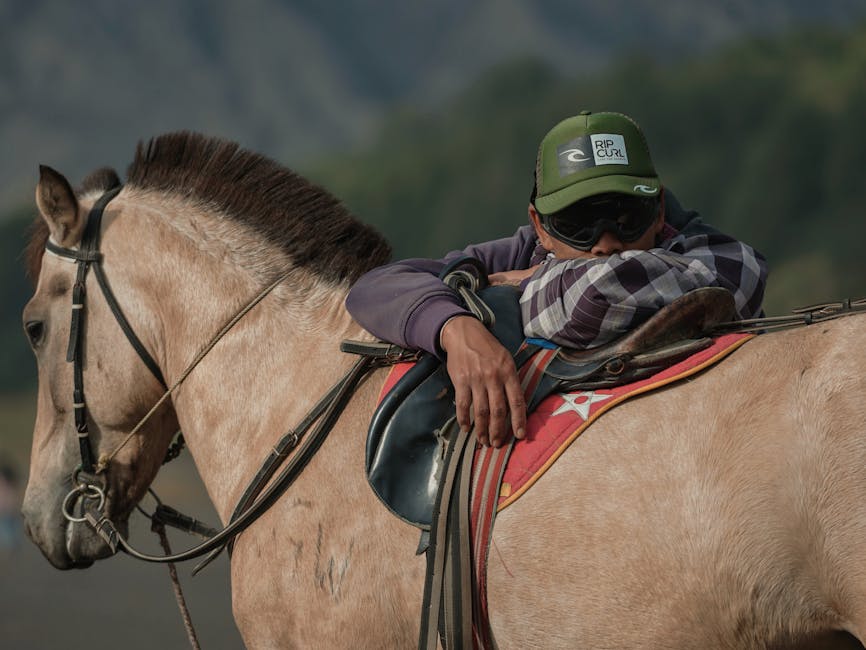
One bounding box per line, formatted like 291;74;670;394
472;388;491;446
504;373;527;440
486;386;511;447
441;318;529;447
454;381;473;435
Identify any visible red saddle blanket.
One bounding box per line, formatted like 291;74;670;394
499;331;753;509
377;332;754;512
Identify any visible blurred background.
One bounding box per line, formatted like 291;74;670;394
3;1;866;647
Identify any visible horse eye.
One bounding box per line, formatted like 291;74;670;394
24;320;45;348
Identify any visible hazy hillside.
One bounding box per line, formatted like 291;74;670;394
2;0;864;209
2;208;35;394
310;23;866;317
6;21;866;393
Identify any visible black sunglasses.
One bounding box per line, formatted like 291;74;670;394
539;193;660;251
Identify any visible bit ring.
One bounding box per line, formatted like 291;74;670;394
62;484;106;523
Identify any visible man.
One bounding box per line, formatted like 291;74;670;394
346;111;767;448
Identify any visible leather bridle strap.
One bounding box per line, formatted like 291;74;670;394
50;188;379;565
46;187;166;473
189;342;423;574
190;375;350;573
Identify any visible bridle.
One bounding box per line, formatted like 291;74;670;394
46;186;165;475
47;186;383;564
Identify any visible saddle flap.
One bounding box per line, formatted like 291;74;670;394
365;285;525;529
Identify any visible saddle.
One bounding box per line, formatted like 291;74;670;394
363;283;736;530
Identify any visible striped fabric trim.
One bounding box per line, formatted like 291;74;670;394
498;333;754;510
469;443;512;649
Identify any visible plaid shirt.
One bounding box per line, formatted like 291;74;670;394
520;228;768;349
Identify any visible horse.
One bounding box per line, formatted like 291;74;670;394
20;132;866;649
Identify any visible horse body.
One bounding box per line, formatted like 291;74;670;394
490;322;866;648
20;135;866;649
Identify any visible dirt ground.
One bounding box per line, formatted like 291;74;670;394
0;532;244;649
1;394;245;648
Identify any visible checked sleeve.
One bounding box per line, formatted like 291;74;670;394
519;232;768;349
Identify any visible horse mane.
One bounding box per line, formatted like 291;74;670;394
126;132;391;285
25;133;392;286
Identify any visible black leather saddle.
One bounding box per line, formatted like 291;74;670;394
361;278;735;530
364;284;526;530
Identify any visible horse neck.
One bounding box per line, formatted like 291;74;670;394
107;193;372;522
173;287;364;523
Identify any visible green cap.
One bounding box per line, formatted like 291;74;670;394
534;111;660;215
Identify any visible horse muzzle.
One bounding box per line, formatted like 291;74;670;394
22;484;126;569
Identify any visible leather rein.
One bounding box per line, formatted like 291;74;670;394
51;186;377;564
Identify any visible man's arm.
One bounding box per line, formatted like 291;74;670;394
345;225;540;356
345;225;541;447
520;232;768;348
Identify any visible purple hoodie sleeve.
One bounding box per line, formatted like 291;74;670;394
345;225;540;357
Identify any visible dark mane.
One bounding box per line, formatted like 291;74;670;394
126;132;391;284
79;167;122;196
26;133;391;286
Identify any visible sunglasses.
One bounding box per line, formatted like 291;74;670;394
539;193;660;251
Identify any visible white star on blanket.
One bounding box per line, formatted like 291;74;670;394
552;391;613;420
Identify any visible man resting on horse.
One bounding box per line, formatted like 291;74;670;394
346;111;768;448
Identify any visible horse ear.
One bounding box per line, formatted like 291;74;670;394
36;165;82;247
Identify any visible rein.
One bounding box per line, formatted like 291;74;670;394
81;355;375;562
95;266;293;473
711;297;866;334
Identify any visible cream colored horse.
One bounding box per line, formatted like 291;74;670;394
21;134;866;649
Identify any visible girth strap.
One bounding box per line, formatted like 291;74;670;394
419;419;478;650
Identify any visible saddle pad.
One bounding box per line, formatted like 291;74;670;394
375;332;754;513
497;332;753;510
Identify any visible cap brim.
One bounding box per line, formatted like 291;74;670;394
535;175;660;215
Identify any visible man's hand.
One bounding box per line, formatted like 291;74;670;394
489;264;540;287
439;315;527;447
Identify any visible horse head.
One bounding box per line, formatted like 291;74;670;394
21;133;392;574
21;166;179;569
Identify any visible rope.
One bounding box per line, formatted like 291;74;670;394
152;519;202;650
96;269;292;472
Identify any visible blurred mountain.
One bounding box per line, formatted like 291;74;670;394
310;21;866;315
7;20;866;394
2;0;865;209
